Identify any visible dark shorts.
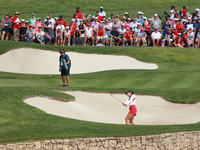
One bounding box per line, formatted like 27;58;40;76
2;26;10;33
61;69;70;76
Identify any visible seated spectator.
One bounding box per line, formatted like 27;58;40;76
175;33;185;48
99;7;106;18
35;27;45;44
78;19;86;44
118;24;126;39
29;13;36;25
134;23;141;36
96;10;104;23
110;26;121;46
125;18;131;29
73;7;83;19
33;18;42;33
186;17;195;32
187;28;195;47
163;17;172;36
69;20;77;43
19;19;28;42
55;14;67;27
104;27;110;46
151;14;162;32
73;28;83;46
56;27;63;45
92;17;99;30
196;28;200;47
176;19;185;34
104;20;112;31
110;13;115;23
162;28;175;47
64;26;71;46
136;27;147;46
108;18;113;27
43;17;52;32
112;19;120;30
45;25;55;45
96;24;105;45
151;27;162;46
84;24;94;46
130;18;137;33
123;27;133;46
26;25;35;42
1;13;11;40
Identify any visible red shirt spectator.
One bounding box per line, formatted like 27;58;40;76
86;22;92;27
176;22;185;33
73;7;83;19
95;11;104;23
175;36;184;45
69;22;77;36
183;8;187;15
55;17;67;27
13;14;21;28
124;30;133;39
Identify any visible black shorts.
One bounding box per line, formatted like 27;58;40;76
61;69;70;76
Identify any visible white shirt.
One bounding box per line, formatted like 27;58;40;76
124;94;136;106
36;31;44;37
65;30;70;36
72;18;80;25
56;24;65;32
99;11;106;17
151;32;162;39
86;27;93;36
130;22;137;31
118;28;126;35
44;18;55;29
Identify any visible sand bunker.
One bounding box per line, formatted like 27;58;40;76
0;48;157;74
24;91;200;125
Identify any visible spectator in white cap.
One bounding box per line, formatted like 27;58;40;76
186;17;196;32
99;7;106;18
195;8;200;15
136;11;141;23
139;12;144;25
64;26;71;46
134;23;141;41
150;14;162;32
170;10;174;20
92;17;99;29
125;18;131;29
118;23;126;39
151;27;162;47
187;27;194;47
43;13;55;30
130;18;137;32
29;13;36;25
72;13;80;25
124;12;129;19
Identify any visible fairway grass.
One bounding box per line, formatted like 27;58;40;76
0;40;200;143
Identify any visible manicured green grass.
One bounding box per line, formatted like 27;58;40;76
0;0;199;23
0;40;200;143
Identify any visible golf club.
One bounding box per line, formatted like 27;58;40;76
110;93;123;104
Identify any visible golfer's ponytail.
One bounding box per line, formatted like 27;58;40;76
132;91;135;94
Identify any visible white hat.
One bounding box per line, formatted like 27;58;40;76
174;18;179;21
47;25;52;28
66;26;69;29
21;19;25;22
100;7;103;9
195;8;199;11
170;10;174;13
143;17;147;20
108;18;111;20
92;15;95;18
55;17;58;20
125;12;128;15
138;11;141;14
122;23;125;26
178;33;181;35
94;17;98;19
137;23;140;25
140;12;143;15
71;19;74;22
127;18;131;21
148;18;152;20
154;14;158;16
88;14;91;16
188;17;191;20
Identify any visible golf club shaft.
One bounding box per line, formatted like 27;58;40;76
110;93;123;103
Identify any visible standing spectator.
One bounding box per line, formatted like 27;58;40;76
170;10;174;20
139;12;144;25
33;18;42;33
12;12;21;41
73;7;83;19
56;20;65;32
72;14;80;25
1;13;11;40
19;19;28;42
96;10;104;23
123;27;133;46
55;14;67;27
182;6;188;17
136;11;141;23
69;20;77;43
35;27;45;44
43;16;52;32
136;27;147;46
186;17;196;33
151;27;162;47
110;13;115;22
175;33;185;47
96;24;105;45
110;26;121;46
9;14;13;40
85;24;94;46
44;13;55;30
29;13;36;25
150;14;162;32
92;17;99;30
99;7;106;18
194;17;200;33
63;26;71;46
176;19;185;34
26;25;35;42
187;28;194;47
45;25;55;45
124;12;129;20
78;19;86;43
73;28;83;46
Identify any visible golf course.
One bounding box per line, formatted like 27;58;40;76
0;0;200;146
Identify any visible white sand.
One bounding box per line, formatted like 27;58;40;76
0;48;157;74
24;91;200;125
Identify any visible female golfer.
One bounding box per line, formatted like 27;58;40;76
123;90;137;125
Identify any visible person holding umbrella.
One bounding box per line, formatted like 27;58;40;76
123;90;137;125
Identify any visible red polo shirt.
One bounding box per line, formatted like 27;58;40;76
176;23;185;33
95;15;104;23
13;16;21;28
55;19;67;27
124;31;133;39
183;9;187;15
73;11;83;19
175;37;184;44
69;23;77;36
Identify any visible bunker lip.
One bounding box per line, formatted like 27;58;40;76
24;91;200;125
0;48;158;75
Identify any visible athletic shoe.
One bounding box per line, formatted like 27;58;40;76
62;85;67;87
66;85;70;87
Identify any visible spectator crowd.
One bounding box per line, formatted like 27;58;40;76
1;6;200;48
